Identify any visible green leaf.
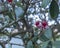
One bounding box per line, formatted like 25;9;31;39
15;7;24;19
39;28;52;41
34;31;38;36
47;41;52;48
32;36;38;43
23;32;29;40
41;41;49;48
49;0;59;19
5;12;14;20
53;41;60;48
42;0;51;8
16;2;23;8
27;40;34;48
44;28;52;39
39;34;49;41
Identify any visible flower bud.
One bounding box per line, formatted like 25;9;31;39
41;20;48;29
8;0;12;3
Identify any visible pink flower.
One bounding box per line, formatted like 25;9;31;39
8;0;12;3
35;21;41;28
35;21;40;26
41;20;48;29
35;20;48;29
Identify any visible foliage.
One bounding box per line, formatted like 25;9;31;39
0;0;60;48
49;0;59;19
